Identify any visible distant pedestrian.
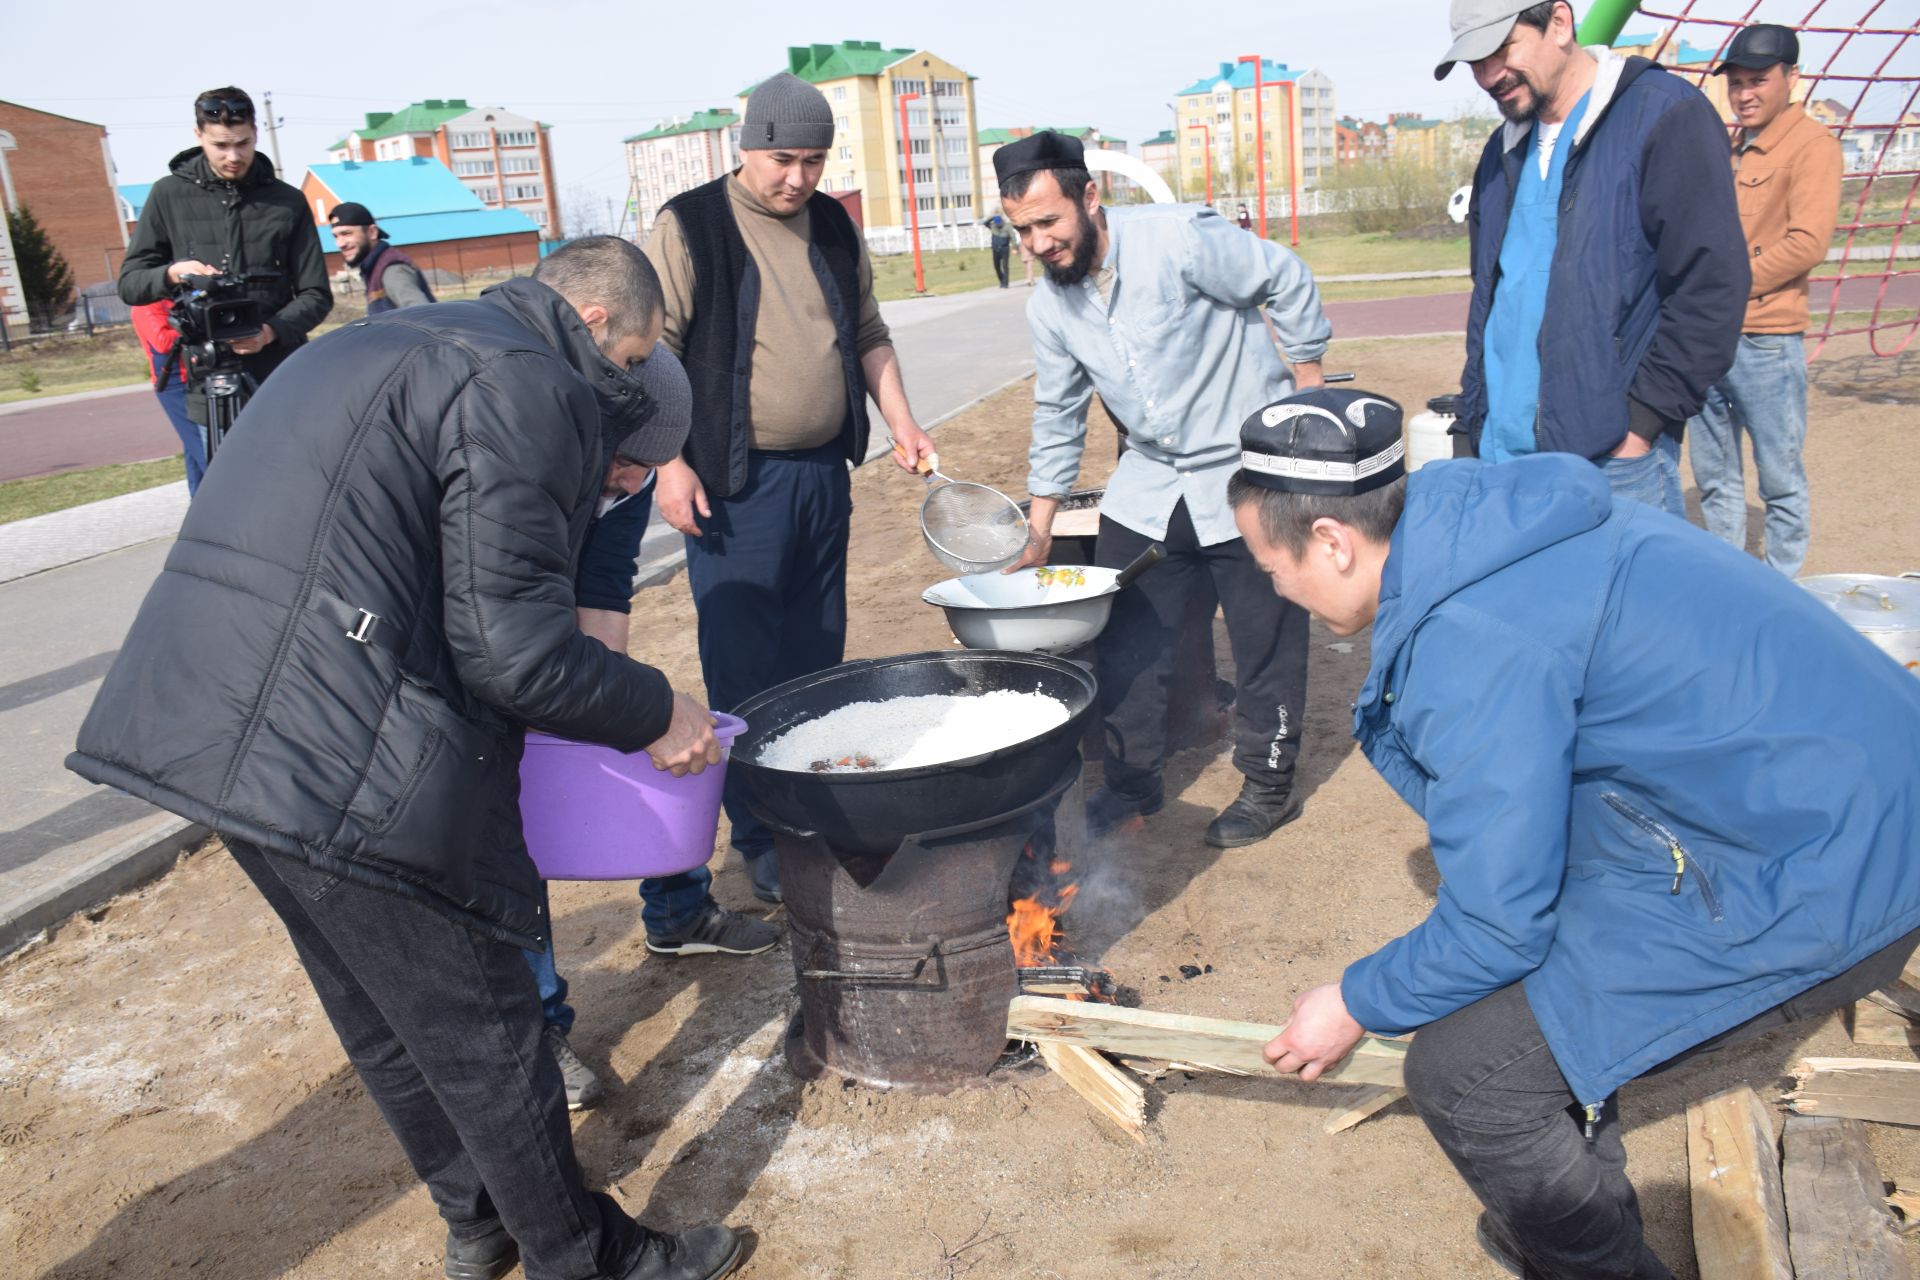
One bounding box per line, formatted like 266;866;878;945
986;214;1013;287
1687;23;1843;576
129;299;205;494
1440;0;1749;515
328;202;436;312
1237;204;1253;231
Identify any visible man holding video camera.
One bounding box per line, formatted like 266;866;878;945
118;87;331;432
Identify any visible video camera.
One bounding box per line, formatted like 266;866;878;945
165;270;280;458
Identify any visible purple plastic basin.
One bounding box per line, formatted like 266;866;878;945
520;714;747;881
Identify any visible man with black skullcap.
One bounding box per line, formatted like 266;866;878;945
1230;389;1920;1279
329;201;436;312
643;70;936;919
997;128;1331;848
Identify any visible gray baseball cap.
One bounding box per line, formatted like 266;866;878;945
1435;0;1540;80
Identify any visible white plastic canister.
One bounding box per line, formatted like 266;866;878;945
1406;395;1459;473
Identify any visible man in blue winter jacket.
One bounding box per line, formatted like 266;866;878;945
1444;0;1750;516
1230;386;1920;1279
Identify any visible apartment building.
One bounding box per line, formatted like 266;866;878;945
327;99;562;238
1172;60;1337;201
1335;117;1389;163
1141;129;1177;192
1382;113;1499;172
741;40;981;231
624;109;738;235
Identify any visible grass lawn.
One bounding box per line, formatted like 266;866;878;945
1285;228;1471;278
869;247;1009;302
0;331;150;405
0;455;184;524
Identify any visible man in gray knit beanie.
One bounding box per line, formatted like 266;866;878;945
741;71;835;152
641;65;935;923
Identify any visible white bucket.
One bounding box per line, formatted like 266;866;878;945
1406;395;1459;473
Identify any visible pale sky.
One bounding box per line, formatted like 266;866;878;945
9;0;1495;229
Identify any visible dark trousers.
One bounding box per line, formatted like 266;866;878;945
1093;499;1310;799
684;445;852;859
991;241;1011;287
228;841;645;1280
1403;928;1920;1279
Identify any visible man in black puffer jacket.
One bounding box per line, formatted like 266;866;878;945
69;237;743;1280
117;88;333;427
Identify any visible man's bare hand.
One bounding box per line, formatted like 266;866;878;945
656;457;710;538
645;693;722;777
1291;359;1327;390
1004;495;1057;573
1609;433;1653;460
1263;982;1366;1083
890;423;936;472
229;323;276;356
167;260;219;284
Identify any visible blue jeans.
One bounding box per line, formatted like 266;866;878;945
1686;333;1810;577
151;349;206;494
1598;432;1682;517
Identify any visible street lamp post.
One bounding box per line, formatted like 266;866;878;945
1187;122;1213;204
896;89;926;295
1237;55;1268;239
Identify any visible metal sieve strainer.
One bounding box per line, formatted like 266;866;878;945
893;446;1030;575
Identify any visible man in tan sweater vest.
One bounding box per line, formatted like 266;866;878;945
1688;24;1842;576
641;73;935;922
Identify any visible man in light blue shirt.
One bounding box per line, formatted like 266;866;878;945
997;131;1332;848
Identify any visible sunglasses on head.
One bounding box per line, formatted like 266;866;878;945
196;97;254;120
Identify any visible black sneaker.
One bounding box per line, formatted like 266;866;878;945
622;1224;743;1280
1474;1212;1526;1278
445;1224;517;1280
646;904;781;957
1086;783;1165;838
1203;781;1303;848
544;1024;605;1111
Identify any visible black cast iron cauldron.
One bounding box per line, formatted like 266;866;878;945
728;650;1096;856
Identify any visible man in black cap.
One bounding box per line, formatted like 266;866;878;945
329;201;436;312
996;128;1331;848
1231;389;1920;1279
1687;24;1842;578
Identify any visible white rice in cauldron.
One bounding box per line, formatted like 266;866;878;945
757;690;1069;773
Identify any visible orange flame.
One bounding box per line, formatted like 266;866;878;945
1008;882;1080;969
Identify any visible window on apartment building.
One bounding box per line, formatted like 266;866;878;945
507;183;544;200
894;79;927;97
837;115;849;129
531;208;547;226
917;195;937;212
451;130;489;149
839;145;852;159
1190;156;1202;167
953;194;971;210
455;160;495;175
933;79;963;98
499;129;537;147
833;85;847;100
474;186;498;202
907;137;931;154
502;156;539;173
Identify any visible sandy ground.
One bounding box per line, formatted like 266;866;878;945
5;334;1920;1280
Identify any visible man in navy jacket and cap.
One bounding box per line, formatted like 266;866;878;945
1231;387;1920;1279
1440;0;1749;515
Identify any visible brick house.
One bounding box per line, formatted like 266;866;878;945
326;100;563;238
0;100;127;291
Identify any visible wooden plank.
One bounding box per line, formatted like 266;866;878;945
1323;1085;1406;1135
1868;980;1920;1019
1849;1000;1920;1050
1886;1185;1920;1235
1686;1087;1794;1280
1006;995;1407;1088
1782;1114;1911;1279
1036;1041;1146;1143
1787;1058;1920;1127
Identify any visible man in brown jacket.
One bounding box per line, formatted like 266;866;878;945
1687;24;1843;576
